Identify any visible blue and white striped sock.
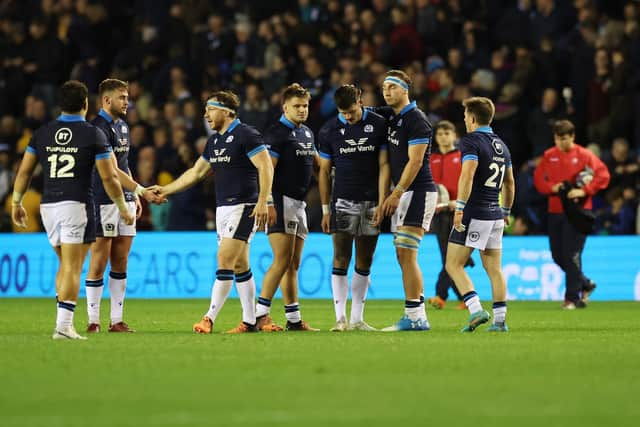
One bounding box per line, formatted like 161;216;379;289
256;296;272;318
85;278;103;324
109;271;127;324
56;300;76;330
331;267;348;322
350;268;370;324
492;301;507;324
404;299;422;321
462;291;483;314
235;270;256;325
205;269;234;323
284;302;301;323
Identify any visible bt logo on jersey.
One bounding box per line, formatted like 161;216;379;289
492;139;503;155
54;128;72;145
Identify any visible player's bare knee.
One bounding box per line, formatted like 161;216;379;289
110;256;128;272
396;248;416;267
217;253;237;270
289;255;301;271
234;259;249;273
445;258;461;276
333;253;351;269
355;254;373;271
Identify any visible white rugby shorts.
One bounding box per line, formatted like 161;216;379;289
96;201;137;237
40;201;94;246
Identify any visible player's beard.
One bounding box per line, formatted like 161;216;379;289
109;105;127;120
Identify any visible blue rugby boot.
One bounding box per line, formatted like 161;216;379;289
460;310;490;332
382;315;430;331
487;322;509;332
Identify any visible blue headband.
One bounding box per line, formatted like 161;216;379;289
207;100;235;113
383;77;409;91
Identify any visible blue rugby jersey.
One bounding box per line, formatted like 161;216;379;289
459;126;512;220
317;109;387;202
376;102;436;192
26;114;112;204
265;115;316;200
201;119;267;206
91;109;135;204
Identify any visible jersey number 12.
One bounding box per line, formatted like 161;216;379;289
47;154;75;178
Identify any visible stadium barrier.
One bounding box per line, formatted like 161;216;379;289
0;232;638;300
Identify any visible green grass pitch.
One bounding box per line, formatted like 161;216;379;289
1;299;638;427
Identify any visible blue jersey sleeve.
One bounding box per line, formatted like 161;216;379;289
26;134;38;157
316;125;332;160
407;116;432;146
94;127;112;160
459;136;479;163
244;128;267;158
264;128;282;159
201;136;214;161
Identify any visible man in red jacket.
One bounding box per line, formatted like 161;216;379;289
426;120;469;309
533;120;610;309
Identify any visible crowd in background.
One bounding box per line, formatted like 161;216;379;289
1;0;639;234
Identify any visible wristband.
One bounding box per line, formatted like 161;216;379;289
267;194;274;206
501;207;511;217
455;200;466;212
394;184;406;193
12;191;24;205
322;204;330;215
134;184;145;196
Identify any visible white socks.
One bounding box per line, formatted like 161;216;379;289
284;303;301;323
235;270;256;325
205;269;234;323
331;268;348;321
463;291;483;314
86;271;127;325
85;278;103;324
56;300;76;330
404;299;427;322
350;269;370;324
108;271;127;324
493;301;507;324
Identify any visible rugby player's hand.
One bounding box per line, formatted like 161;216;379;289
503;213;511;227
11;204;28;228
120;209;135;226
267;205;277;228
321;213;331;233
381;193;400;217
142;185;167;205
453;210;466;232
145;185;168;204
372;206;383;227
251;201;269;230
135;196;143;219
